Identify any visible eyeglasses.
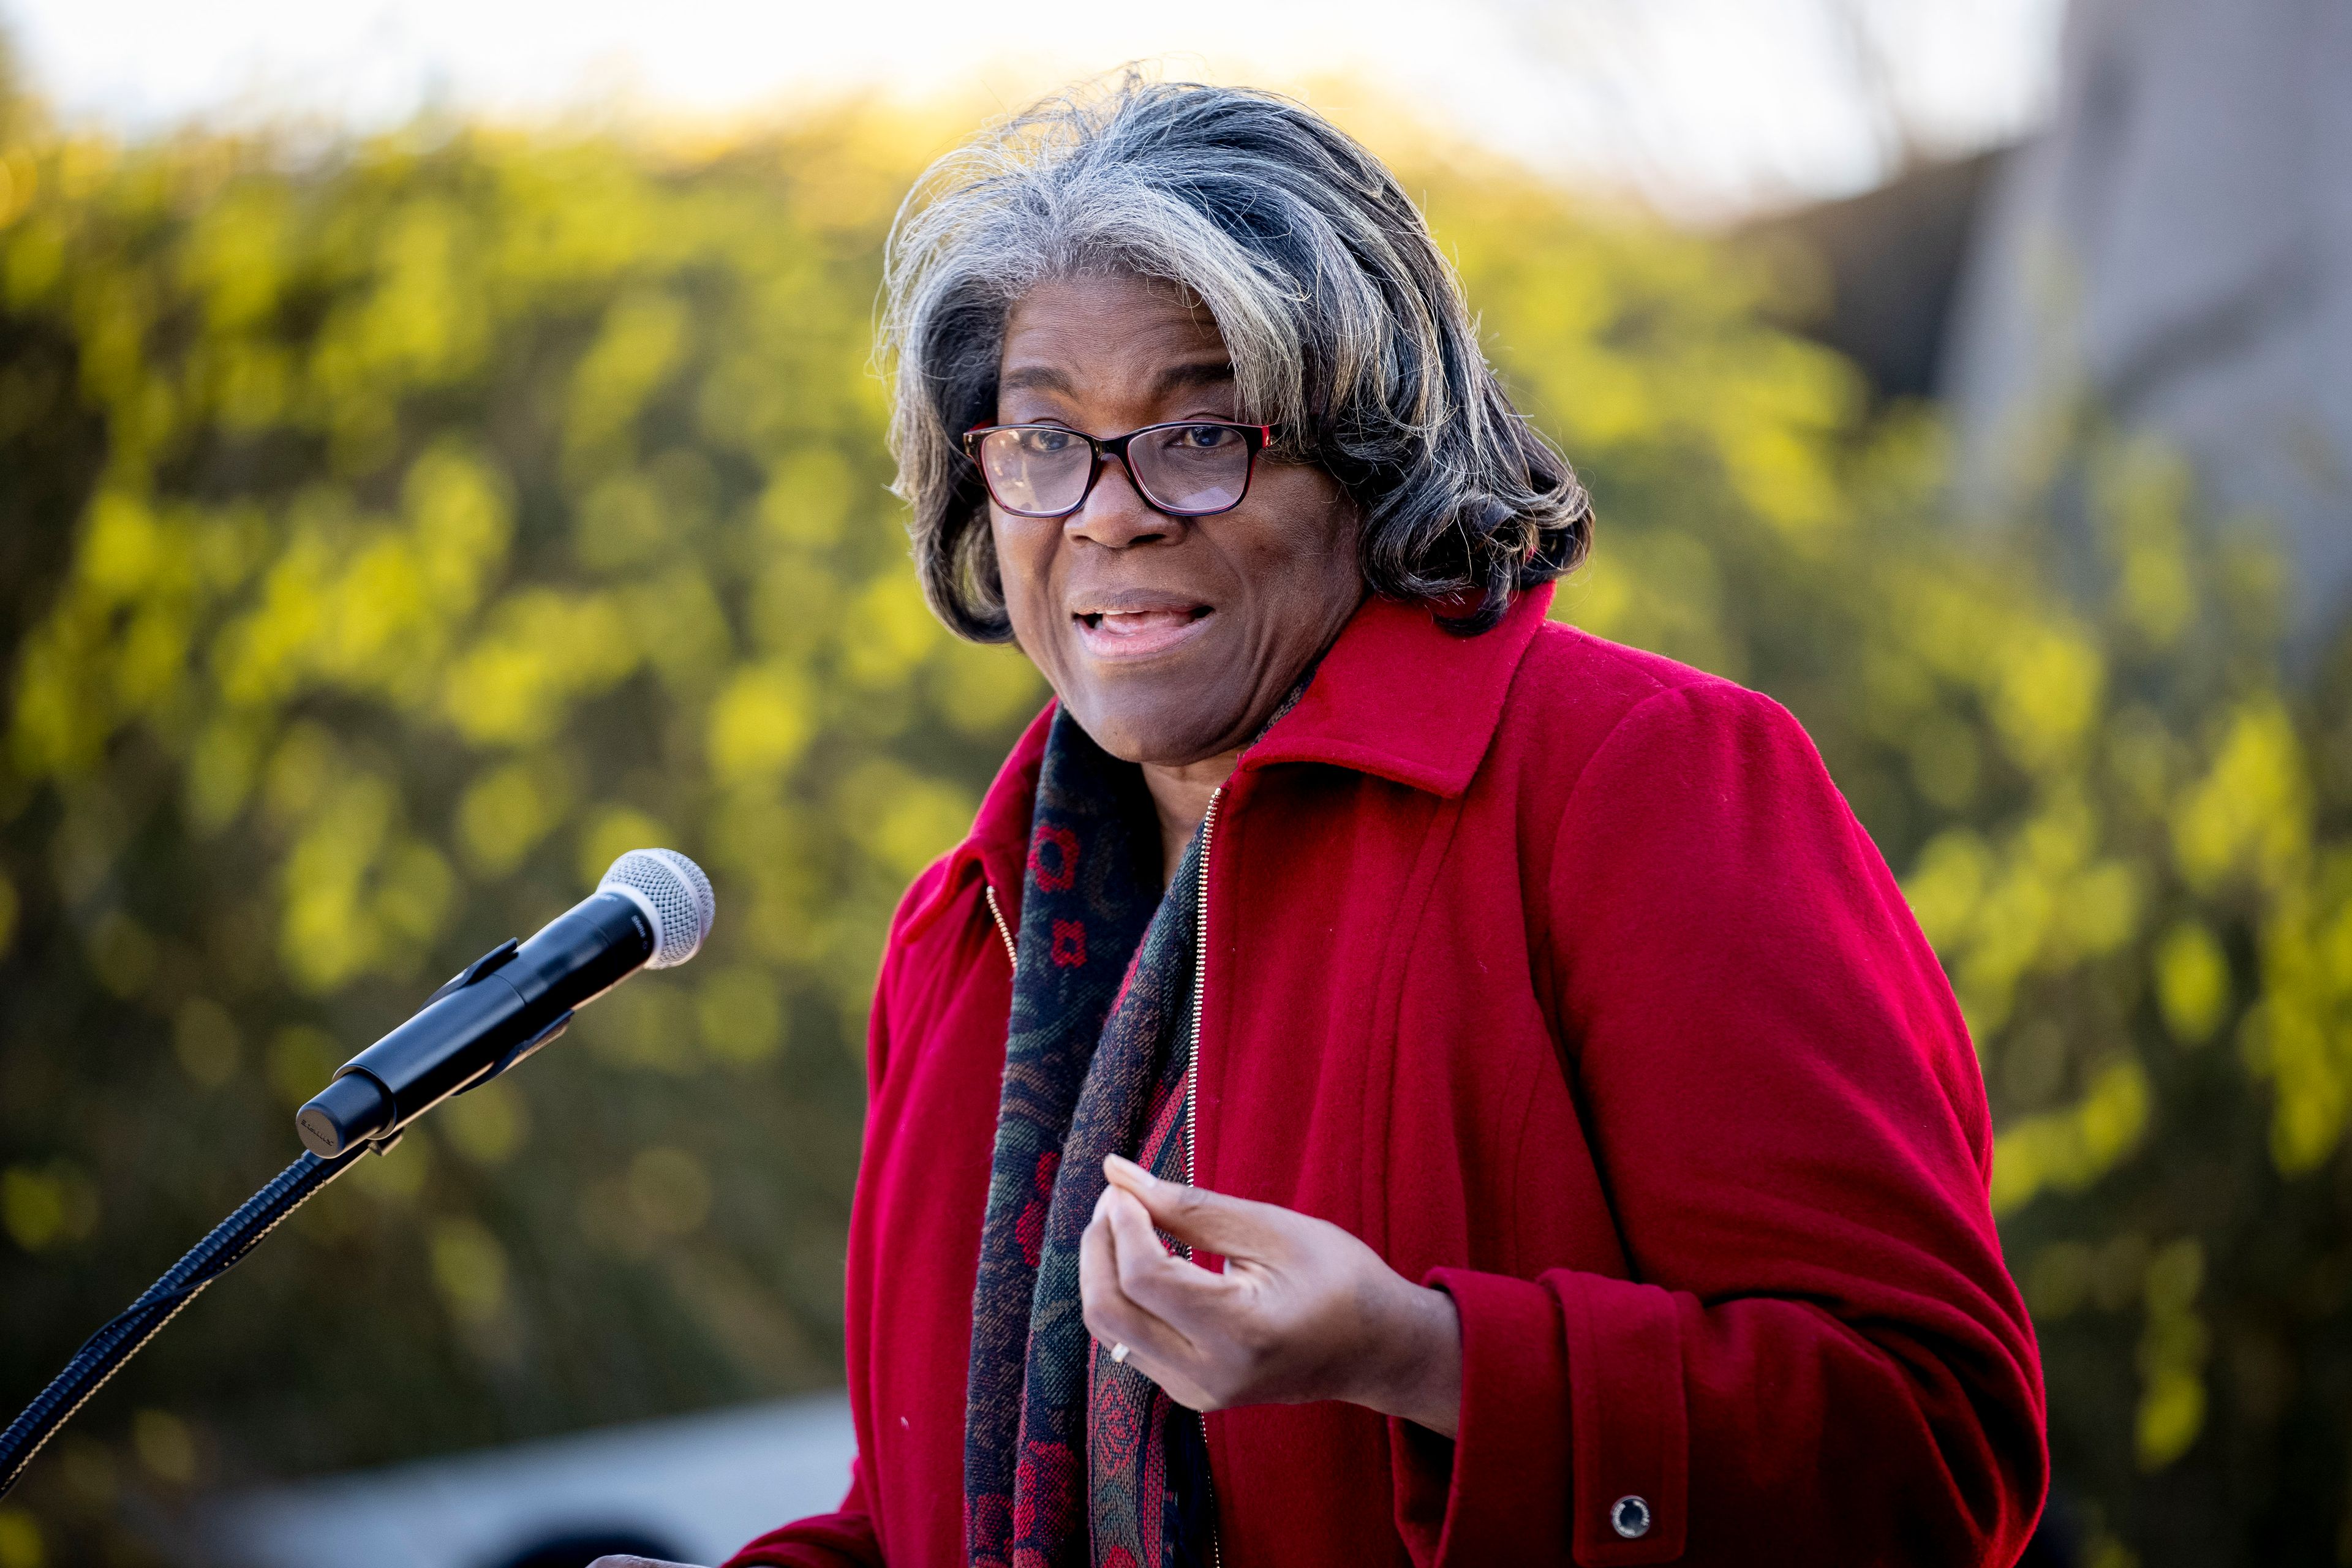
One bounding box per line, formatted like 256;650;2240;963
962;420;1278;519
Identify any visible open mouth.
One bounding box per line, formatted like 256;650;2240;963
1073;605;1215;658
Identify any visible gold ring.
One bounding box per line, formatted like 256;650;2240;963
1110;1341;1130;1365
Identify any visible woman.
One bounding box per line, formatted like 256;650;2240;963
716;78;2046;1568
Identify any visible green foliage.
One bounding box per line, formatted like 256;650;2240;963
1;88;2348;1568
0;100;1042;1561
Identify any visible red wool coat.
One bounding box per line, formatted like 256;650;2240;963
729;585;2047;1568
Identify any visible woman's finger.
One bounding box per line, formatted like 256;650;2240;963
1103;1154;1294;1259
1080;1188;1198;1373
1080;1202;1221;1411
1099;1184;1240;1336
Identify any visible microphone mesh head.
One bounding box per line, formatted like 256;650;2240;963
598;849;716;968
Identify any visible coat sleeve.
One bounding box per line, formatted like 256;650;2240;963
725;856;962;1568
1390;681;2047;1567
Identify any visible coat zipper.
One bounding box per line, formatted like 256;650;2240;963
1189;788;1223;1568
984;883;1017;968
1185;789;1221;1193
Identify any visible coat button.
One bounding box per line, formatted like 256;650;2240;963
1610;1495;1652;1540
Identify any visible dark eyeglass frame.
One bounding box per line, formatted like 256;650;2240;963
960;420;1280;519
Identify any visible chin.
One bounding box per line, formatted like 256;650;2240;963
1063;687;1237;769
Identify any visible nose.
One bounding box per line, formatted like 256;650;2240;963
1065;453;1175;549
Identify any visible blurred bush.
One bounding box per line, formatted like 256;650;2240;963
0;59;2346;1568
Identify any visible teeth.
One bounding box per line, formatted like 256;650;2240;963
1096;610;1194;635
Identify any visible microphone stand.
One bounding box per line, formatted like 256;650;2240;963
0;1142;375;1499
0;850;714;1502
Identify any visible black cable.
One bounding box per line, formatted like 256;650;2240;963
0;1144;370;1499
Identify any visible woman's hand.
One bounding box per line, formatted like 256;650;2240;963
1079;1154;1463;1437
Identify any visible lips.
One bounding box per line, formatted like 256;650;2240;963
1072;602;1214;660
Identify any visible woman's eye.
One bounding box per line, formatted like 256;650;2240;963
1021;429;1074;453
1177;424;1236;448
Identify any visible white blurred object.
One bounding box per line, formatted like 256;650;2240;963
195;1393;854;1568
1946;0;2352;646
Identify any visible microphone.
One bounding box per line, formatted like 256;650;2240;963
294;850;716;1158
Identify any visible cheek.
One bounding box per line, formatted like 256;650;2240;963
990;513;1040;606
1238;475;1360;606
989;514;1064;653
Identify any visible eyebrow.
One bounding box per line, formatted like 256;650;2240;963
995;358;1236;400
1152;360;1236;396
997;364;1073;396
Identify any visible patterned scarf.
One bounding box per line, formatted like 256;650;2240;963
963;707;1213;1568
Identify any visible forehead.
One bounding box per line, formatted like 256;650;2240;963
998;273;1231;402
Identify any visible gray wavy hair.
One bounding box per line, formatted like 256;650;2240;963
880;75;1593;640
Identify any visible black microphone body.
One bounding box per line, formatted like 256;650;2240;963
296;891;655;1157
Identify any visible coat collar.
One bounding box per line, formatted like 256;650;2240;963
959;584;1555;919
1244;582;1553;796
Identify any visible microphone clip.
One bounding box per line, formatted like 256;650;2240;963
427;938;521;1004
467;1009;575;1092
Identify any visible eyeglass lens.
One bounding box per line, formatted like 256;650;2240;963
978;424;1253;516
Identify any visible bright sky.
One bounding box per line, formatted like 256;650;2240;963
0;0;2065;218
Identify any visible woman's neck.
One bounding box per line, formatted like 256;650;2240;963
1140;751;1241;887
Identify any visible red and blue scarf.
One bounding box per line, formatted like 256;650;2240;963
963;706;1214;1568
